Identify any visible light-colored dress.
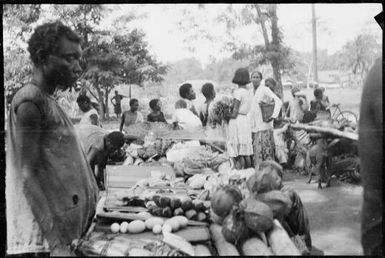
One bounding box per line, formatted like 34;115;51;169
273;124;289;164
226;87;253;157
172;108;202;130
79;108;100;126
248;86;282;168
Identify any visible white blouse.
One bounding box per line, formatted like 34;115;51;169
248;86;282;132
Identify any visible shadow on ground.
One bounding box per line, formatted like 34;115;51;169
284;176;363;255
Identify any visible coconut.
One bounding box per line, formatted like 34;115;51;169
256;190;292;219
221;208;250;245
240;198;274;233
211;185;243;218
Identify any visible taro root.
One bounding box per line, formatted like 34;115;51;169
256;190;292;219
221;208;250;245
211;185;243;218
239;197;274;233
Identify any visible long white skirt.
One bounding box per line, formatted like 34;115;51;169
225;114;253;157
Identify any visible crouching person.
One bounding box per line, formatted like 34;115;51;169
75;124;125;190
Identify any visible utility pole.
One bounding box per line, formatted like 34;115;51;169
312;4;318;83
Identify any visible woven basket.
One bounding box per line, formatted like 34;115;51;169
259;102;275;122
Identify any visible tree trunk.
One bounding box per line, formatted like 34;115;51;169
270;4;285;116
105;88;110;119
254;4;270;48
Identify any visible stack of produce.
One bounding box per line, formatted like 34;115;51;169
182;145;228;175
123;122;174;139
72;231;184;256
146;195;210;222
211;96;234;125
209;165;311;255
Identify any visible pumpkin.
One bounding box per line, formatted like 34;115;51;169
211;185;243;218
240;197;274;233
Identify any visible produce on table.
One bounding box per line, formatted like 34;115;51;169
152;224;162;234
145;217;164;230
184;209;197;220
193;244;212;256
173;207;184;216
246;169;282;196
164;218;180;232
159;196;171;208
127;220;146;234
196;212;207;222
256;190;292;220
162;223;172;234
119;221;129;233
239;197;274;233
196;189;210;201
211;185;243;217
110;222;120;233
180;197;194;211
170;197;182;209
162;232;195;256
210;224;240;256
172;216;188;228
241;237;273;255
221;208;250;245
128;248;153;256
162;207;173;217
267;219;301;255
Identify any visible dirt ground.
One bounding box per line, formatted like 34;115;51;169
283;172;363;255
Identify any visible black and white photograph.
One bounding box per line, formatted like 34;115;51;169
2;3;383;256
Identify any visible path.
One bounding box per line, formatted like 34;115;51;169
285;178;363;255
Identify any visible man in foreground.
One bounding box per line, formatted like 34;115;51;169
6;21;99;256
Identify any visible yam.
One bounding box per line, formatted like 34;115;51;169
267;219;301;255
193;245;212;256
209;224;240;256
241;237;273;255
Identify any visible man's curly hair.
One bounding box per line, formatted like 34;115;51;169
27;21;81;66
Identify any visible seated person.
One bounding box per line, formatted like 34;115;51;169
179;83;199;116
147;98;167;123
172;99;202;130
75;124;125;190
76;94;100;126
120;98;144;132
285;87;309;123
310;88;329;113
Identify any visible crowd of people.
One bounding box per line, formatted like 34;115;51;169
5;20;381;257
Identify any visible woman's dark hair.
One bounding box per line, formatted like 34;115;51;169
179;83;192;99
106;131;125;149
129;98;138;106
201;83;214;99
314;88;323;98
27;21;81;66
232;67;250;85
149;99;159;110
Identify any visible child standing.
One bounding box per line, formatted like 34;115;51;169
226;68;253;169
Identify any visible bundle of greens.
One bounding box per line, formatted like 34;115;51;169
211;96;234;125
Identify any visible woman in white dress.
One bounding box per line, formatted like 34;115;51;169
248;73;282;169
226;68;253;169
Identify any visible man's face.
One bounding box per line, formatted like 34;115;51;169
131;101;139;112
78;101;90;112
188;88;196;100
251;73;262;87
45;37;82;90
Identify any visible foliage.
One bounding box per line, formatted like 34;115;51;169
336;34;381;78
3;4;42;107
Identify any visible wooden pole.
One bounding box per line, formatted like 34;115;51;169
312;4;318;83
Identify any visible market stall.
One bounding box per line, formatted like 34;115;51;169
70;123;311;256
